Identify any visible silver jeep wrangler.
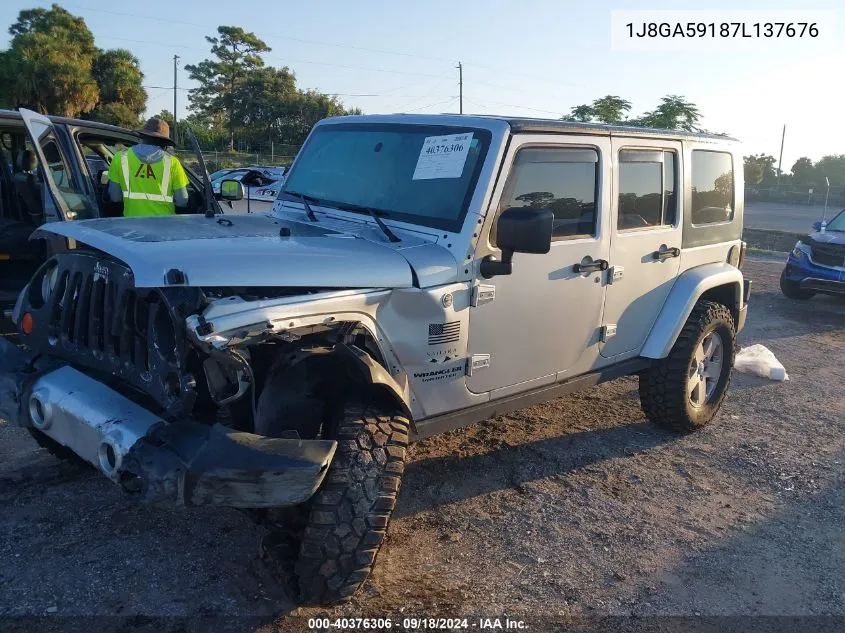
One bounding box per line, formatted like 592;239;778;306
0;113;750;605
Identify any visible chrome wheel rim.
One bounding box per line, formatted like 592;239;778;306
688;331;724;408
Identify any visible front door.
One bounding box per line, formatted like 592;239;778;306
19;109;97;223
466;135;611;394
600;137;683;358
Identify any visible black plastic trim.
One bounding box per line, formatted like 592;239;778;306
412;357;652;440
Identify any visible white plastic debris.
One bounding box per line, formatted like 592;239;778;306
734;344;789;381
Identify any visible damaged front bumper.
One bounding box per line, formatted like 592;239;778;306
0;338;336;508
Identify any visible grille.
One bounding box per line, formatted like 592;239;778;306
811;244;845;268
22;253;200;417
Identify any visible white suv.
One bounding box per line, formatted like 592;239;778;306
2;114;749;605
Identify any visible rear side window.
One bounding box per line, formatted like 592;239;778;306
691;150;733;225
617;150;677;230
499;147;598;239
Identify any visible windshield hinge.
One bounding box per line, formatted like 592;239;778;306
471;283;496;307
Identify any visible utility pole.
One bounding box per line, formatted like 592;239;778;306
776;124;785;187
457;62;463;114
173;55;180;146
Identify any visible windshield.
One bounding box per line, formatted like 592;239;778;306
826;209;845;232
282;123;492;231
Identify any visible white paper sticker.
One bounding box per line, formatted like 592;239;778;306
412;133;473;180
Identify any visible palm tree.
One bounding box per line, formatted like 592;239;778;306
562;104;595;123
590;95;632;124
641;95;701;131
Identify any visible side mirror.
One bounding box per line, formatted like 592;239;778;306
480;207;554;278
812;221;822;232
220;179;244;201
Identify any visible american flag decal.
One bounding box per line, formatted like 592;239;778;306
428;321;460;346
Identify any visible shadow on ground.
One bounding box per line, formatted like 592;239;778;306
396;420;677;518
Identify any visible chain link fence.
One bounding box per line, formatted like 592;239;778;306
746;186;845;208
174;148;299;174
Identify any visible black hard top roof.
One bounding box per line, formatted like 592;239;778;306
501;116;738;143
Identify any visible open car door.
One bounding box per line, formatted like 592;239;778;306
19;108;97;223
185;127;224;217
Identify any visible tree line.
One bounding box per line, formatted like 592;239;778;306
567;95;845;190
0;3;359;152
3;3;839;180
562;94;705;131
744;153;845;190
0;5;146;124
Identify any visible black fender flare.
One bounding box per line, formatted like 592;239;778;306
332;343;412;419
277;343;413;421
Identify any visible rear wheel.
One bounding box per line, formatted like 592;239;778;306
639;301;735;433
780;270;815;300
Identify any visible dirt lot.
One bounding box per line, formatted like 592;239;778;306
1;257;843;631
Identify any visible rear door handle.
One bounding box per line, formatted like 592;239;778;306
654;246;680;261
573;259;609;273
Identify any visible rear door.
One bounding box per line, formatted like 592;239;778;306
19;109;97;223
599;136;683;359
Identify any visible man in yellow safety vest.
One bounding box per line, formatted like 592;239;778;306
107;118;190;217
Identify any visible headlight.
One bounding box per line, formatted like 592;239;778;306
792;241;811;259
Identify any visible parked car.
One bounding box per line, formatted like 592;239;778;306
1;114;749;605
0;108;222;332
211;167;285;212
780;209;845;299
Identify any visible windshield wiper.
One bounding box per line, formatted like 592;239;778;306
280;190;319;222
327;201;401;243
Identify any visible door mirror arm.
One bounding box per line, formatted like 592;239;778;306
480;207;554;278
480;250;514;278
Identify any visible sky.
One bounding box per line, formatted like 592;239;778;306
1;0;843;169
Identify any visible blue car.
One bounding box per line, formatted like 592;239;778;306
781;208;845;300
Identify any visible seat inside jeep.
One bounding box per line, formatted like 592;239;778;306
0;127;47;333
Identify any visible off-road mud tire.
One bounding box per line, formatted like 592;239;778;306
779;270;815;300
639;300;735;433
295;400;409;605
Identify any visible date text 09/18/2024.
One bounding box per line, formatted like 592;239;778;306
307;617;529;630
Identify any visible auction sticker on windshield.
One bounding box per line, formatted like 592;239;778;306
413;133;473;180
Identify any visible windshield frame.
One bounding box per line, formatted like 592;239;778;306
282;122;493;233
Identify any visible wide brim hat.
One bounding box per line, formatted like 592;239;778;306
138;117;172;143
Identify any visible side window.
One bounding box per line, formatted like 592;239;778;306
691;150;734;225
36;134;95;220
617;150;677;230
40;139;73;191
499;147;598;239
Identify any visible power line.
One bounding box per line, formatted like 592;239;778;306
401;97;458;114
266;57;443;78
66;4;457;63
464;96;563;117
142;86;453;99
69;3;584;92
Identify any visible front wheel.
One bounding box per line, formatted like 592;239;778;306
295;399;409;605
780;270;815;300
639;301;735;433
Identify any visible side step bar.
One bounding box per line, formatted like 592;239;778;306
413;357;652;440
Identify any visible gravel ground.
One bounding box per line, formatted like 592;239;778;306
1;257;843;631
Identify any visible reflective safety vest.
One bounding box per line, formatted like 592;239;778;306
114;149;178;217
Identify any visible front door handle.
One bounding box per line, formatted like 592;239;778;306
573;259;609;273
654;246;680;261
